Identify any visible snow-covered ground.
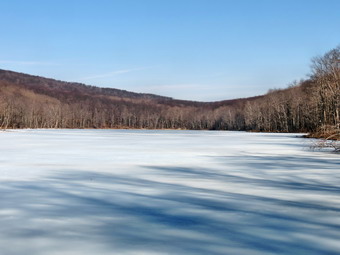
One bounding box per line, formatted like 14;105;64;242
0;129;339;255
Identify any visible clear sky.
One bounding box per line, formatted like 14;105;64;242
0;0;339;101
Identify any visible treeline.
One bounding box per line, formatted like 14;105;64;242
0;46;339;137
242;46;339;137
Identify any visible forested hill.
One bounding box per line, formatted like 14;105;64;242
0;68;261;129
0;69;172;101
0;46;339;137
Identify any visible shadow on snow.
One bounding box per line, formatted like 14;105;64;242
1;154;340;255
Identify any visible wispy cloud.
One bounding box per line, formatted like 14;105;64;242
0;60;58;66
137;83;217;101
144;84;208;90
80;67;151;81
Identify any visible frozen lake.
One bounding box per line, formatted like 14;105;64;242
1;129;340;255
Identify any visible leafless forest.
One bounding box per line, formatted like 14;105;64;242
0;47;339;138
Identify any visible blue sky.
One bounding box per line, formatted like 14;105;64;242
0;0;339;101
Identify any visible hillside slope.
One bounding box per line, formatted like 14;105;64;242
0;69;224;129
0;46;339;133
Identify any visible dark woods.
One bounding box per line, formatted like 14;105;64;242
0;46;339;138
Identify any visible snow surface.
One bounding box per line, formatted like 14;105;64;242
0;129;340;255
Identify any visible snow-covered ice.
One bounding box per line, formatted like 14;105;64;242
0;129;340;255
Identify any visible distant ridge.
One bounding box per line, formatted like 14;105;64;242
0;46;339;137
0;68;263;130
0;69;172;101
